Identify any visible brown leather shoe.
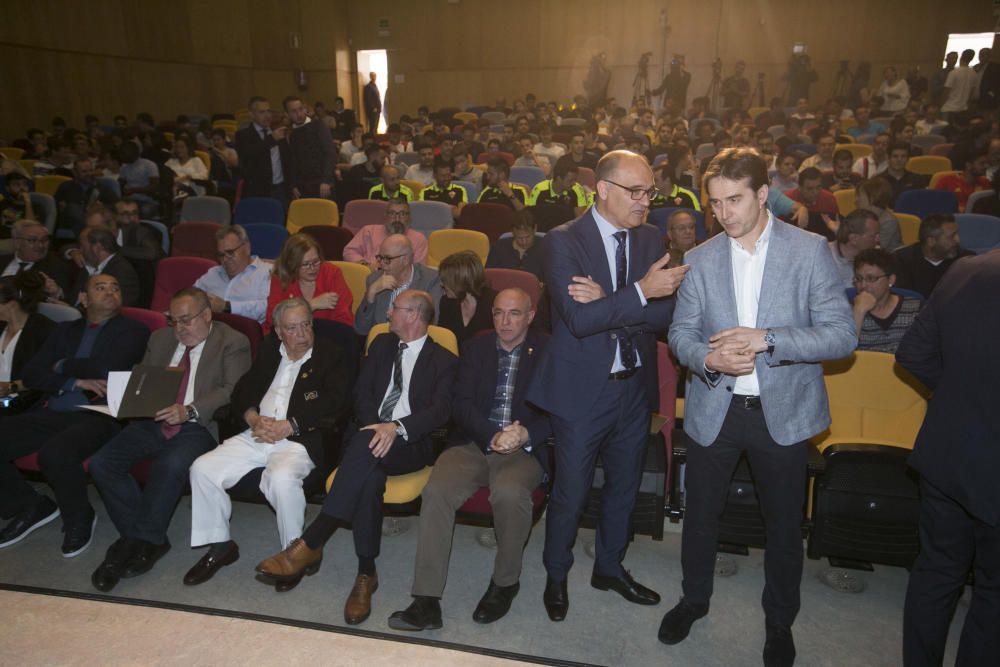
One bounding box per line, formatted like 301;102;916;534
344;573;378;625
254;538;323;589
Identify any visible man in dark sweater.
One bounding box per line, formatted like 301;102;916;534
893;214;974;298
284;96;338;201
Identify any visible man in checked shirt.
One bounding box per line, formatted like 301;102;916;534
387;287;552;631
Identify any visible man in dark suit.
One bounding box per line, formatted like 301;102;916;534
283;96;337;201
112;199;163;308
0;274;149;557
896;253;1000;667
330;96;357;142
363;72;382;135
256;289;457;626
88;287;252;592
388;288;551;631
525;150;689;621
234;96;290;207
66;225;141;308
0;220;72;300
183;297;350;586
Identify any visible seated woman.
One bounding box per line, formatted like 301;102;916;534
165;136;209;201
265;233;353;335
856;176;902;252
851;248;921;353
0;271;55;400
437;250;496;348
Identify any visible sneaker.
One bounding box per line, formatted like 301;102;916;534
62;514;98;558
0;497;60;549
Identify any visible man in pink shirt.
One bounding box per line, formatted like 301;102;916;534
342;198;429;267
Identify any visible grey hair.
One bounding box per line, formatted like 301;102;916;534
272;297;313;328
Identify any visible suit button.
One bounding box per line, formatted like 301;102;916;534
726;386;732;392
610;333;617;340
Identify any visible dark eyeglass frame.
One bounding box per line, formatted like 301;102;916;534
216;241;245;259
603;179;659;201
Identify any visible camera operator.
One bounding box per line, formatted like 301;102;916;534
652;55;692;111
787;52;818;105
722;61;751;110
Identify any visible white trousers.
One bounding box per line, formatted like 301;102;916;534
189;430;315;549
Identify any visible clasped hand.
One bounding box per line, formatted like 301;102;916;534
705;327;768;376
490;421;528;454
251;415;293;444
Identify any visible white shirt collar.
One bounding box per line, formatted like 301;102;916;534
293;117;312;129
279;342;314;364
729;212;774;255
592;205;624;239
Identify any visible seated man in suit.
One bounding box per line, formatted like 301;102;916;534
0;274;149;556
0;220;72;300
342;198;428;267
194;225;273;325
485;210;544;281
388;288;550;631
183;298;350;586
64;225;141;308
88;287;252;592
256;290;457;626
893;214;975;298
353;234;442;336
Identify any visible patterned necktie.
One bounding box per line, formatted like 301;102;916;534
378;342;408;422
17;261;29;274
613;231;636;371
161;346;193;439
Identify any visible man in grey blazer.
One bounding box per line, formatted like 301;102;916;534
353;234;442;336
664;148;856;667
88;286;252;593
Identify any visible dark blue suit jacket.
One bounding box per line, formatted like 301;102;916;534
526;209;674;421
449;331;552;472
21;313;150;395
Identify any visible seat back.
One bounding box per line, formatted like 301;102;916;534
180;195;231;225
576;167;596;191
300;225;353;261
401;179;425;198
37;301;83;322
287;198;339;233
28;192;56;234
905;155;952;176
510;165;546;191
483;268;542;306
813;351;928;452
212;311;263;359
656;341;679;493
365;322;459;355
242;223;288;260
233;197;285;227
426;229;490;267
171;221;222;260
341;199;388;235
894;189;958;218
121;307;168;331
151;256;217;311
965;189;996;213
929;143;954;157
480;111;507;124
787;143;818;156
408;200;454;238
834;188;857;217
394;151;420;168
835;143;872;161
893;212;921;246
456;202;515;243
927;170;962;190
34;175;71;197
328;260;371;314
452;179;481;203
0;146;25;159
476;151;514;167
910;134;947;152
954;213;1000;253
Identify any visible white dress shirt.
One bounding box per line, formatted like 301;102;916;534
0;328;22;382
378;334;428;432
1;255;32;277
592;206;645;372
259;344;313;420
169;330;209;406
729;213;774;396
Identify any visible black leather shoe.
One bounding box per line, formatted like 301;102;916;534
543;577;568;622
122;539;171;578
92;538;137;593
763;623;796;667
658;599;709;645
183;541;239;586
62;514;98;558
0;496;59;549
591;570;661;605
473;580;520;624
387;596;443;631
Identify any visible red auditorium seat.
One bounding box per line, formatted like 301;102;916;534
171;221;222;260
457;203;516;243
151;256;216;312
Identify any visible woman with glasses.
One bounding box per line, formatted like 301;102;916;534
436;250;496;348
265;234;353;334
851;248;921;353
0;270;55;405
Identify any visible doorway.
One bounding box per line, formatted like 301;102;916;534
356;49;389;134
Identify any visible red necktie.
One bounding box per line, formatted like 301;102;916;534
161;346;192;439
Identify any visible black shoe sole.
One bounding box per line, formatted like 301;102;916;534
0;506;61;549
183;549;240;586
387;614;442;631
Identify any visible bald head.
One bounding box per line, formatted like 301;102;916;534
493;287;535;351
378;233;414;279
594;150;656;230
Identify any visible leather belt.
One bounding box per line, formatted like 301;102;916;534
608;368;638;381
732;394;762;410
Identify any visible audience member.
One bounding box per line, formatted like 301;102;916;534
436;250;496;348
343;198;428;267
165;136;208;199
0;275;148;556
847;104;886;140
876;67;910;113
528;160;587;215
477;158;528;211
532;125;565;168
855;177;903;251
329;97;357;142
828;208;882;287
194;224;272;324
451;146;483;189
65;225;140;308
367;163;412;202
664;209;698;269
354;234;441;336
284;96;337;200
880;143;928;208
914;103;947;136
822;149;863;192
255;289;457;625
54;157;103;234
852;133;890;178
798;135;836;173
235;96;290;205
404;145;436;187
419;159;468;220
893;214;974;297
970;169;1000;216
941;49;977;117
770;151;801;193
851;248;921;353
557;132;599;171
514;136;551;175
89;287;251;592
0;271;56;398
340;126;366;162
265;234;353;334
118;142;160;218
485;210;544;280
184;298;349;586
0;220;70;299
784;167;839;240
932;146;989;212
388;288;549;630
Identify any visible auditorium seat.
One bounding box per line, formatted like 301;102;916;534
426;229;490;268
510;166;546;191
180;195;231;225
234;197;285;227
409;201;454;238
453;179;481;203
33;175;70;197
954;213;1000;254
212;311;263;359
456;203;515;243
287;198;339;233
835;144;872;161
328;261;370;314
894;190;958;219
300;225;353;261
121;307;168;331
341;199;387;235
905;155;952;176
151;256;216;311
171;221;221;260
893;213;921;246
242;223;288;260
483;268;542;306
834;188;857;217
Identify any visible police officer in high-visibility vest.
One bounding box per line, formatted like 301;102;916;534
419;159;467;220
527;160;588;231
478;157;528;211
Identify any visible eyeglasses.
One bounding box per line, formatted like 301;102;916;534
216;241;245;259
279;321;313;334
300;258;322;270
15;236;49;245
603;179;659;201
165;305;208;328
852;274;888;285
388;303;416;313
375;253;407;263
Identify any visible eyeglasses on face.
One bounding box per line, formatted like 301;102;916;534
16;235;49;244
165;305;208;327
299;258;322;270
279;321;313;334
376;253;407;263
216;241;245;259
603;179;659;201
852;274;888;285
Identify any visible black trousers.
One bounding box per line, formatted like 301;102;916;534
903;477;1000;667
320;429;431;560
681;396;808;628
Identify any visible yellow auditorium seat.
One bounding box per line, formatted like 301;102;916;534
928;170;961;190
287;198;339;233
834;188;856;217
426;229;490;268
401;179;424;198
364;323;459;356
906;155;952;176
835;143;872;161
34;175;71;197
894;213;921;246
326;466;433;504
453;111;478;124
0;147;25;159
328;261;370;314
195;150;212;171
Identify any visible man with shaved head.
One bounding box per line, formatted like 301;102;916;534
389;288;551;630
353;233;442;336
527;150;689;621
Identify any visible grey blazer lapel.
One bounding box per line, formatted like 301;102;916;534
709;235;739;326
755;221;792;327
193;325;223;395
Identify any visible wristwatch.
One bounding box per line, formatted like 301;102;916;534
393;420;405;436
185;404;199;422
764;328;776;355
223;301;232;313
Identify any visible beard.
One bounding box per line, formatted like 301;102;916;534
387;221;406;235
